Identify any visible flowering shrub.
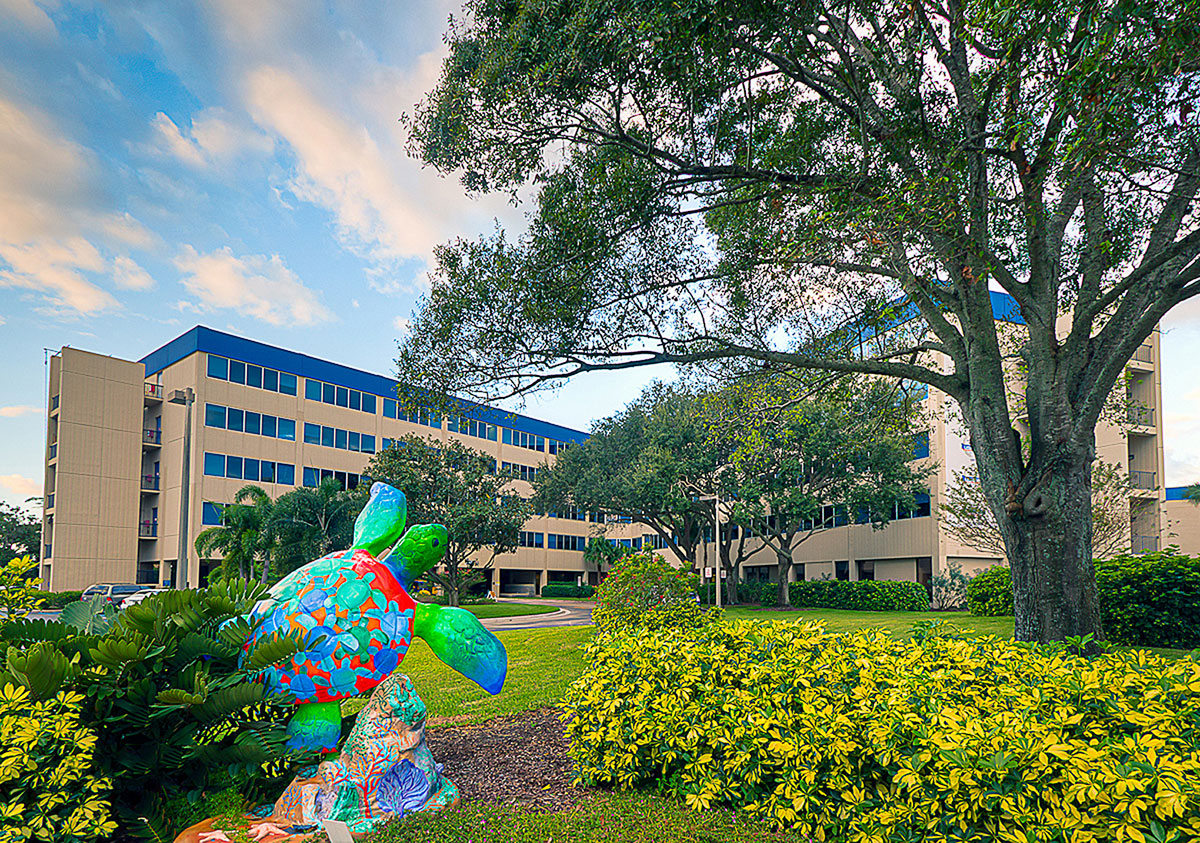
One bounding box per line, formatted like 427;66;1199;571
0;684;116;843
562;620;1200;841
591;550;718;635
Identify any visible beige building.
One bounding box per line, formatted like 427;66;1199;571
41;327;608;594
701;292;1171;590
1165;486;1200;555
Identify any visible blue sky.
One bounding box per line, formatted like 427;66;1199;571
1;0;1198;511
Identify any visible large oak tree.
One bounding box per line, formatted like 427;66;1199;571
400;0;1200;644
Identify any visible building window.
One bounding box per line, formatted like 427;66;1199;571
335;428;348;450
228;359;246;384
548;533;585;551
260;461;275;483
362;393;377;414
261;415;277;438
383;398;397;418
278;418;296;441
304;423;320;445
303;467;319;487
243;458;260;482
280;372;298;396
322;382;335;404
857;560;875;581
207;355;229;380
202;502;224;525
204;403;226;428
835;560;850;581
518;531;544;548
277;463;295;485
321;426;334;448
225;456;243;479
246;364;263;389
263;368;278;392
226;408;244;432
306;378;322;401
203;452;225;477
361;434;376;454
912;432;930;460
348;431;360;452
245;411;261;435
336;386;349;407
349;390;361;411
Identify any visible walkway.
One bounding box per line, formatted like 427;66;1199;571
480;599;595;631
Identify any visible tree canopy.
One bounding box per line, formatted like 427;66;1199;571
363;436;531;605
400;0;1200;645
0;502;39;564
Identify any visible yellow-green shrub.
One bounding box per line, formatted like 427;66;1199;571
0;683;116;843
591;550;719;635
561;621;1200;842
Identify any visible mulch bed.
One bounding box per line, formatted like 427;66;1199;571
425;707;594;811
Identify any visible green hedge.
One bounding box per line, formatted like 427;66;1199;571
562;621;1200;840
1095;549;1200;650
966;565;1013;616
541;583;595;599
32;591;83;609
788;579;929;611
698;581;777;606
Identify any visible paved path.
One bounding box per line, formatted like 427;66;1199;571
480;599;595;631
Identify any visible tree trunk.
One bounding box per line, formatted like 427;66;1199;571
776;546;793;607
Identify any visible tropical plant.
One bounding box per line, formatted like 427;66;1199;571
364;436;531;606
0;580;307;840
194;485;276;583
269;477;359;578
0;555;41;620
563;621;1200;839
1185;483;1200;505
0;684;117;843
399;0;1200;648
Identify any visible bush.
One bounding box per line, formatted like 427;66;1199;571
592;550;718;635
787;579;929;611
699;581;777;606
31;590;84;609
542;583;595;599
0;684;116;842
0;580;306;840
1096;549;1200;649
929;559;970;610
966;564;1013;616
562;621;1200;841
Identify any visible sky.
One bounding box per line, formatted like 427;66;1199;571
0;0;1198;512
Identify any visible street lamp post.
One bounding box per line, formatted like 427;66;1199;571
714;488;722;611
168;387;194;590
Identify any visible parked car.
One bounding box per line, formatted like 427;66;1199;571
118;588;167;609
81;583;146;604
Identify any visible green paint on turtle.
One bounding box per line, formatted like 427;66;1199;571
389;523;449;590
352;482;408;557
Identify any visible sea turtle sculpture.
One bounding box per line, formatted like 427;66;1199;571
244;482;507;752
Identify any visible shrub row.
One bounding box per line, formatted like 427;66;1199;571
699;581;777;606
788;578;929;611
541;583;595;599
967;550;1200;650
562;621;1200;841
32;590;84;609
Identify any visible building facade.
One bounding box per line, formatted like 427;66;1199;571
1165;485;1200;556
41;327;615;594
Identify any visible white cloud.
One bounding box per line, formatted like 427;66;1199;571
0;474;41;499
112;255;155;290
174;245;333;327
0;405;41;418
150;108;272;168
392;315;411;334
0;93;153;316
0;0;56;34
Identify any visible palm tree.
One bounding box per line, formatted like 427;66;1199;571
194;485;275;583
269;478;360;578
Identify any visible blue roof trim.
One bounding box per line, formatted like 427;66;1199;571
1166;485;1196;501
140;326;590;442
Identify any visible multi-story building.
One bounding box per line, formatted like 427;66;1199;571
41;326;612;594
1165;485;1200;555
700;292;1170;590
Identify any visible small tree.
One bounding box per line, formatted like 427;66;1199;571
270;478;358;577
364;436;531;606
0;501;39;564
194;485;275;583
942;460;1143;560
929;559;972;611
582;533;628;584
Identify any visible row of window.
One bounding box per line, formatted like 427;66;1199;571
518;531;544;548
544;506;604;523
383;398;442;428
503;428;545;452
447;415;498;442
203;452;296;485
207;355;299;395
547;533;587;551
502;461;539;482
302;467;364;490
205;403;297;441
305;378;378;414
547;439;572;456
302;423;377;454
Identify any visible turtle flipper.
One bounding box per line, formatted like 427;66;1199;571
352;483;408;557
413;603;506;695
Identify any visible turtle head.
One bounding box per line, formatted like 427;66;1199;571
390;523;449;589
352;482;408;557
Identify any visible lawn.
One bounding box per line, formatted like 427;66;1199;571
365;790;809;843
460;601;555;619
342;624;591;725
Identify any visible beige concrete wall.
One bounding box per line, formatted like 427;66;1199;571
44;348;143;591
1164;499;1200;555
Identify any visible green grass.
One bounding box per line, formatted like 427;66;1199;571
342;624;591;725
364;790;809;843
461;602;556;619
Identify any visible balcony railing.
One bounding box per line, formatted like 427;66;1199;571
143;429;161;445
1127;406;1155;427
1130;470;1157;490
144;382;164;400
139;521;157;538
1132;535;1159;554
1132;344;1153;363
141;474;160;491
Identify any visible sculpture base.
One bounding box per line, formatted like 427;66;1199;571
173;674;458;842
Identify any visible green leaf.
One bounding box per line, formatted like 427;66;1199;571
242;629;308;673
